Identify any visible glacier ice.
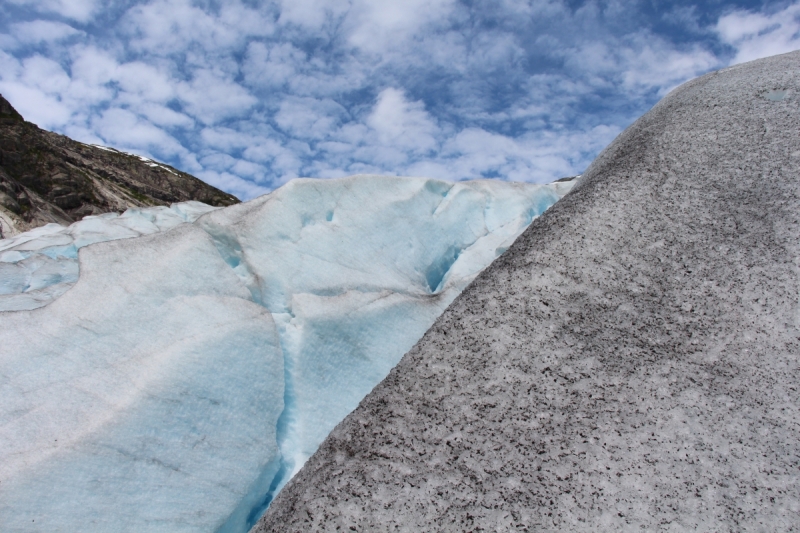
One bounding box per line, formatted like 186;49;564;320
0;201;219;311
0;225;284;533
0;175;573;532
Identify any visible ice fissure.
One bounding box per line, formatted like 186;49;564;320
201;225;266;307
0;175;573;532
425;244;462;293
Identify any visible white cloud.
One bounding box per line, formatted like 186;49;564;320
196;169;270;200
66;48;183;116
464;31;523;72
0;53;73;128
123;0;275;55
0;34;16;50
123;0;219;53
138;103;194;129
11;20;83;44
69;46;118;87
565;34;719;97
6;0;100;23
241;139;285;163
2;0;795;202
272;139;311;176
114;62;176;104
176;71;257;125
276;0;350;30
366;88;439;154
346;0;459;54
427;123;619;183
662;5;703;34
19;55;72;95
195;154;270;190
243;42;306;88
62;123;104;145
620;37;719;95
275;97;347;139
64;46;122;106
92;108;185;157
201;127;257;152
0;80;72;128
230;159;268;180
717;4;800;64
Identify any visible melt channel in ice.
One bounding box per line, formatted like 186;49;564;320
0;175;574;533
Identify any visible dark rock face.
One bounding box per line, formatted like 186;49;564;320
0;94;238;237
0;97;23;124
254;51;800;531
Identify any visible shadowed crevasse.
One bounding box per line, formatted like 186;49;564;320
254;51;800;531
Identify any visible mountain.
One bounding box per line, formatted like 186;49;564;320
0;175;572;532
0;94;238;238
254;51;800;531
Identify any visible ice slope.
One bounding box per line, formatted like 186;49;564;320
0;201;219;311
0;175;573;532
0;225;284;533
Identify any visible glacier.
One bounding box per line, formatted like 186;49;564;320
0;201;219;311
0;175;573;532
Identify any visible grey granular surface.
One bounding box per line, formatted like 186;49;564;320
254;51;800;531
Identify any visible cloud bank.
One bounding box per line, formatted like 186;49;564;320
1;0;798;199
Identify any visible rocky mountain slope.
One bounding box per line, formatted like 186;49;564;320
0;95;238;237
255;51;800;531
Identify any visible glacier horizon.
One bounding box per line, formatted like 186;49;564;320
0;174;574;532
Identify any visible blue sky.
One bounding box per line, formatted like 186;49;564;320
1;0;798;200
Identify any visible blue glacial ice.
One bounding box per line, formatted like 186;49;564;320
0;175;573;532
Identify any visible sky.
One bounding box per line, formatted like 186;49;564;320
0;1;798;200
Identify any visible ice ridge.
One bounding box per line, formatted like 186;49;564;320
0;175;573;532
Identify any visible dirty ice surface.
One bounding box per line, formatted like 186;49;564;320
0;201;218;311
0;175;573;533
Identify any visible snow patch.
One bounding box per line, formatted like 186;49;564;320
88;144;180;174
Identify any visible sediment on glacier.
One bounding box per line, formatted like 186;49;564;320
255;51;800;531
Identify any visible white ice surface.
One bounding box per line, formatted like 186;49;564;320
0;225;284;533
0;175;573;532
0;201;219;312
